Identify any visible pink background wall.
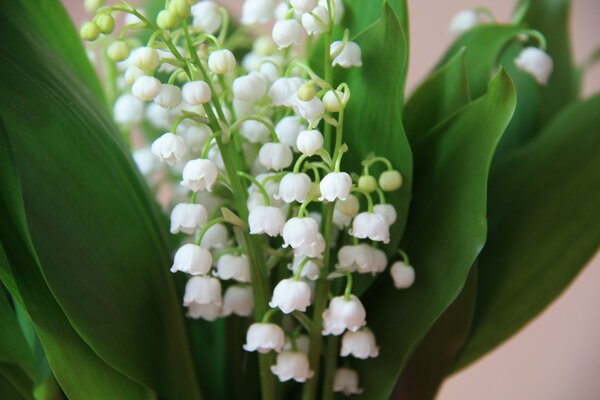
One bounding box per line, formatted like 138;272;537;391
64;1;600;398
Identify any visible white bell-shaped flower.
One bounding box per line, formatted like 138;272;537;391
269;77;304;106
181;123;211;153
222;285;254;317
132;75;162;101
151;132;188;166
181;159;219;192
170;203;208;234
200;223;230;249
284;334;310;354
241;120;272;143
233;72;268;102
289;255;321;280
340;328;379;359
290;0;317;12
133;147;159;175
215;254;251;282
282;217;320;248
322;295;367;335
272;19;303;48
247;191;266;211
294;233;325;258
154;84;182;109
322;89;347;113
187;303;221;320
124;65;145;85
292;96;324;124
332;208;352;227
208;49;236;74
336;244;372;272
333;368;363;395
276;173;312;203
133;47;160;71
302;6;330;36
449;9;482;36
191;1;222;33
269;278;312;313
271;351;314;382
320;172;352;202
275;116;307;149
373;204;397;225
350;212;390;243
514;47;554;85
296;129;324;156
369;248;388;274
249;205;286;236
182;81;212;105
319;0;344;23
171;244;212;275
241;0;276;25
113;94;144;125
259;142;293;170
183;275;222;306
390;261;415;289
331;41;362;68
243;322;285;353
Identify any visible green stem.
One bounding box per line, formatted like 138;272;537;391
195;217;226;245
343;273;353;301
238;171;271;206
321;335;340;400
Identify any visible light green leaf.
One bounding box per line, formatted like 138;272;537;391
454;93;600;370
356;70;516;399
343;0;408;38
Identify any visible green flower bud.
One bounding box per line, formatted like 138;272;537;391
84;0;104;14
94;13;115;34
297;83;317;102
308;182;321;199
107;41;131;62
169;0;191;18
157;9;179;30
358;175;377;193
379;170;403;192
80;21;100;41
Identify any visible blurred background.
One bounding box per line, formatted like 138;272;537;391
64;1;600;399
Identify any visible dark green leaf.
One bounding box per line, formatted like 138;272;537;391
0;288;34;377
0;363;33;400
0;3;201;399
454;93;600;370
356;70;516;399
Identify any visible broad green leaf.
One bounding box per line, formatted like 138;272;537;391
404;49;470;143
0;4;201;399
454;93;600;370
343;0;408;38
392;266;477;400
0;242;22;306
0;363;33;400
356;70;516;399
0;288;34;377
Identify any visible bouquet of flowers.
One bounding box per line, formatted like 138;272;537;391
0;0;598;399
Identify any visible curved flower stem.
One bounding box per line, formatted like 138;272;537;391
237;171;271;206
194;217;226;245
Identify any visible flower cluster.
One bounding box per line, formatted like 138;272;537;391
74;0;558;396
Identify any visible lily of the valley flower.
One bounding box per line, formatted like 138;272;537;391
132;75;162;101
296;129;324;156
514;47;554;85
259;142;294;170
282;217;320;248
322;295;367;336
373;204;397;225
233;72;268;102
269;278;313;313
449;9;482;36
320;172;352;202
333;368;363;395
133;47;160;71
243;322;285;353
181;159;219;192
186;302;221;320
151;132;188;166
208;49;237;74
390;260;416;289
215;254;251;282
191;1;222;34
222;285;254;317
272;19;303;49
331;41;362;68
276;173;312;203
183;275;222;306
275;116;307;149
302;6;330;36
154;83;182;109
289;255;321;280
241;0;276;25
182;81;212;105
269;77;304;106
340;328;379;359
170;203;208;234
171;243;213;275
249;205;286;236
271;351;314;382
350;212;390;243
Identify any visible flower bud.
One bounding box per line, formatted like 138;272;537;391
80;21;100;41
154;84;183;109
379;170;403;191
169;0;191;18
269;278;312;313
132;75;162;101
272;19;303;49
390;261;415;289
233;72;268;102
84;0;104;13
181;159;219;192
133;47;160;71
350;212;390;243
337;244;373;273
222;285;254;317
319;0;344;23
133;147;159;175
292;96;324;124
373;204;397;225
94;13;115;34
290;0;318;12
157;9;179;30
208;49;236;74
241;0;276;25
336;195;360;216
113;94;144;125
340;328;379;359
514;47;554;85
295;233;325;258
320;172;352;202
331;41;362;68
333;368;363;395
249;205;286;237
276;173;312;203
449;9;482;36
170;203;208;234
215;254;251;282
259;142;293;170
283;217;320;249
107;40;130;62
183;276;222;306
171;243;212;275
358;175;377;193
200;223;230;249
297;83;317;102
243;322;285;353
271;351;314;382
124;65;144;85
269;77;304;106
151;132;188;165
302;6;330;36
241;120;271;143
296;129;324;156
191;1;222;34
322;90;344;112
322;295;367;336
182;81;212;105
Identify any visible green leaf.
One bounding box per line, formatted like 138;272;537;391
454;93;600;370
0;3;201;399
343;0;408;38
404;49;470;143
0;288;34;377
356;70;516;399
0;363;33;400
